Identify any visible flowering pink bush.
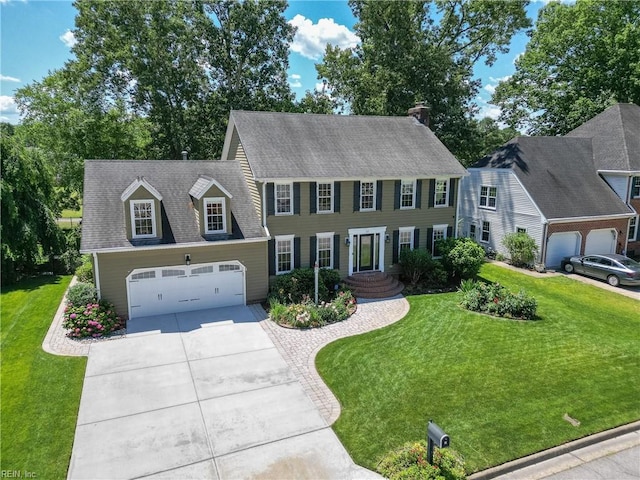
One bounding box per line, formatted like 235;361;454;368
63;301;124;338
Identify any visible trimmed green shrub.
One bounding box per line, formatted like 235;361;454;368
377;441;466;480
460;281;537;320
400;249;434;285
75;255;94;283
63;300;124;338
437;237;485;281
502;232;539;267
269;268;341;304
66;282;97;306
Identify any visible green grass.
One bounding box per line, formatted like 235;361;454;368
61;208;83;218
316;263;640;473
1;275;87;479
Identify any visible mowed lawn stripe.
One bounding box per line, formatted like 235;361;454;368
316;263;640;473
1;275;86;479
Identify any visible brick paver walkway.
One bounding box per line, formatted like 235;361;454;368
259;296;410;425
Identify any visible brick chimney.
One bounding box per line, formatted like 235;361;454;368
408;102;429;127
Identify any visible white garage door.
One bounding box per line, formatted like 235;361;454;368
584;229;617;255
127;261;245;318
546;232;581;268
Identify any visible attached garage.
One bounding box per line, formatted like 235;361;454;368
584;229;617;255
546;232;581;268
127;261;246;318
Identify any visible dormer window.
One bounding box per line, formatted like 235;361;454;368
204;197;226;234
130;200;157;238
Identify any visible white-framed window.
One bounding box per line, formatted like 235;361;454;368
360;181;376;211
432;224;448;257
632;177;640;198
275;235;294;274
469;224;477;240
434;179;449;207
275;183;293;215
204;197;226;234
317;182;333;213
481;221;491;243
629;216;638;242
480;185;497;209
400;180;416;209
398;226;415;257
130;200;156;238
516;226;527;234
316;232;334;268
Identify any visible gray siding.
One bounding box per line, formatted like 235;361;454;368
601;173;630;203
266;179;458;277
460;170;545;260
96;242;268;317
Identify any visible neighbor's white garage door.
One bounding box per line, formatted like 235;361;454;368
584;229;617;255
546;232;581;268
127;261;245;318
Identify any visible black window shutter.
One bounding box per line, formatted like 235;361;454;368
293;183;301;214
449;178;456;207
294;237;301;268
268;239;275;275
310;183;317;214
267;184;275;216
376;180;383;211
334;182;341;213
416;179;422;208
414;228;420;249
428;179;435;208
353;181;360;211
427;227;434;254
310;236;317;265
394;180;401;210
447;226;453;238
333;234;340;270
392;230;400;263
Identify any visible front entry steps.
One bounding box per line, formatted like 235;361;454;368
343;272;404;299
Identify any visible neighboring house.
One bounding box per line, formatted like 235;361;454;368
81;106;467;318
459;103;639;268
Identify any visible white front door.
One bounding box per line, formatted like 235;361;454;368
127;262;245;318
348;226;386;275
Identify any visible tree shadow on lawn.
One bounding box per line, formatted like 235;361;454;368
1;274;66;295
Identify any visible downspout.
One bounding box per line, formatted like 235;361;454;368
92;252;102;300
540;221;548;268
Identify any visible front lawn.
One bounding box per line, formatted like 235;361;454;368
1;275;86;479
316;263;640;474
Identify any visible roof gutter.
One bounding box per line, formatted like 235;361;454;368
547;213;635;224
597;170;640;175
80;236;268;255
254;174;469;184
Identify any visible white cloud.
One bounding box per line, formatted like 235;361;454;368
0;74;21;82
0;95;18;113
288;74;302;88
489;75;511;84
484;84;496;94
512;52;524;65
289;14;359;60
290;74;301;80
59;29;77;48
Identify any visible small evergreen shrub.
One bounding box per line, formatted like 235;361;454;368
75;255;94;283
269;268;341;304
400;249;435;285
63;300;124;338
378;441;466;480
437;238;485;281
460;281;537;320
502;232;539;267
66;282;98;306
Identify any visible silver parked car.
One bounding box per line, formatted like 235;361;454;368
561;254;640;287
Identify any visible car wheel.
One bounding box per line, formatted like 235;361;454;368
564;263;574;273
607;275;620;287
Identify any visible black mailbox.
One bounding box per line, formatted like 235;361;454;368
427;421;450;448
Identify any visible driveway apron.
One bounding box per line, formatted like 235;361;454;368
67;306;380;480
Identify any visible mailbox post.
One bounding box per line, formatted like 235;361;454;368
426;420;450;465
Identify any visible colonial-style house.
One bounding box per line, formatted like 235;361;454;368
81;107;467;318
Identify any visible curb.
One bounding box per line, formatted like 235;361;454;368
468;420;640;480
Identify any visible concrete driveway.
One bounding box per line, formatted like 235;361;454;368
68;306;380;480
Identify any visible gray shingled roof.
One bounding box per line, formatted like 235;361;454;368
230;110;467;180
81;160;265;251
472;136;632;219
566;103;640;171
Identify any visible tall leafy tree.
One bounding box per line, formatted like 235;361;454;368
316;0;530;157
457;117;520;166
1;124;61;283
492;0;640;135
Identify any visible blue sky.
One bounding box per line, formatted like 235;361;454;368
0;0;546;124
